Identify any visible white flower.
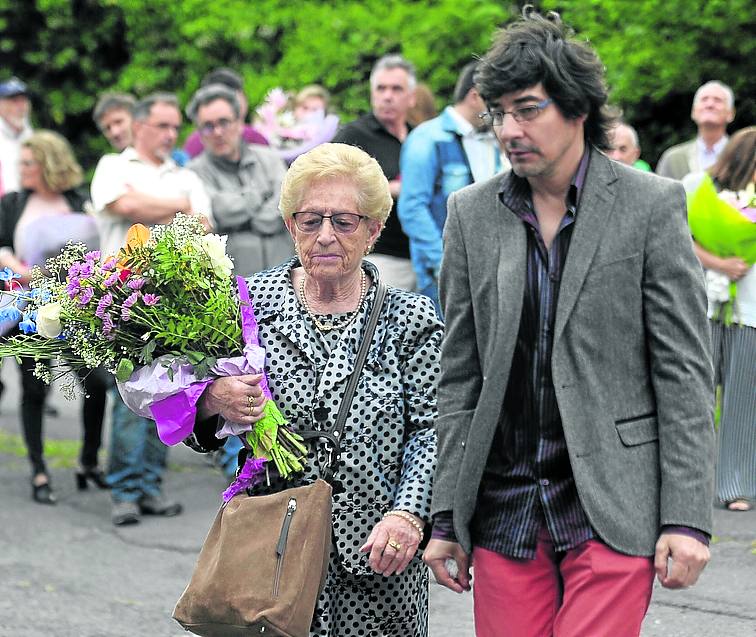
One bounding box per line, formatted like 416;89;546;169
705;270;731;303
200;234;234;278
36;302;63;338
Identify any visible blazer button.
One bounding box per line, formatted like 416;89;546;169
461;442;466;448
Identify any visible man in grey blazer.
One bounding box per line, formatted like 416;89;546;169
656;80;734;180
424;9;715;637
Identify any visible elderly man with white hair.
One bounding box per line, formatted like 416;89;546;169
607;121;651;171
656;80;735;180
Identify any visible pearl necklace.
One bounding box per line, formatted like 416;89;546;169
299;269;367;332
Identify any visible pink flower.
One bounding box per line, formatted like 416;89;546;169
142;293;160;306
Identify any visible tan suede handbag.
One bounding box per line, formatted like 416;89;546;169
172;282;387;637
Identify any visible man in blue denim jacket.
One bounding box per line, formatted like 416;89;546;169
398;62;506;311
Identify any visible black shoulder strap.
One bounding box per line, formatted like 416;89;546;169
321;280;388;481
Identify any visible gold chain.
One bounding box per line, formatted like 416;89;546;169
299;269;367;332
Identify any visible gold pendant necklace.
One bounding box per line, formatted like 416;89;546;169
299;269;367;332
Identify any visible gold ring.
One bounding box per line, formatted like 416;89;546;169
247;395;255;406
387;539;402;551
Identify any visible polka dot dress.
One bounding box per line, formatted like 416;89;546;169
245;258;442;637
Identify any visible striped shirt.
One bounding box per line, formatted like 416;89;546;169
465;152;593;559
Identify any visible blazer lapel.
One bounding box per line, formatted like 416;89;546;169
554;150;617;343
492;197;527;366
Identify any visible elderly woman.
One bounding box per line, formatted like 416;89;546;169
189;143;442;636
0;130;111;504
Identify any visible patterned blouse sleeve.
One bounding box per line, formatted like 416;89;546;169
392;294;443;523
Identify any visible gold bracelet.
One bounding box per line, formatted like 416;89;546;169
383;510;424;540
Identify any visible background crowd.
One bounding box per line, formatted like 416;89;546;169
0;4;752;528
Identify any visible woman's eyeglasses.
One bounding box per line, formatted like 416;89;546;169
292;212;367;235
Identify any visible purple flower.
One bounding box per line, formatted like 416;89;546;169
78;287;94;306
68;263;81;278
66;279;81;299
141;293;160;306
121;307;131;322
101;257;117;272
103;272;120;287
123;292;140;308
127;278;146;290
222;457;267;502
84;250;101;262
101;313;114;337
95;293;113;319
79;262;94;278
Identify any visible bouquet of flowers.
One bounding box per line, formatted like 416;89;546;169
0;214;307;497
688;175;756;324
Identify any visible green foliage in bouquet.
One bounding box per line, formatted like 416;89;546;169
0;214;242;390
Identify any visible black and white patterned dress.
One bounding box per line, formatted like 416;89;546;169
225;258;441;636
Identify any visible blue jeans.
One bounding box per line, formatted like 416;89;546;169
107;389;168;503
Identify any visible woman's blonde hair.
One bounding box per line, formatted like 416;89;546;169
295;84;330;111
279;143;392;224
23;130;83;192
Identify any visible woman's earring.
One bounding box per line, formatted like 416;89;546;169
364;245;372;256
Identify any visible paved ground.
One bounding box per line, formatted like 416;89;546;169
0;360;754;636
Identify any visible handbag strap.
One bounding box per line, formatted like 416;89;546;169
319;280;387;482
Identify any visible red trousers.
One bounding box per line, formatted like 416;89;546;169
472;529;654;637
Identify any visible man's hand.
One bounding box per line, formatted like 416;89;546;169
654;532;710;589
423;539;471;593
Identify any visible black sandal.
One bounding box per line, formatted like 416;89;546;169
32;480;57;505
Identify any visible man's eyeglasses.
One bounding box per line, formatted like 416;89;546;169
479;98;553;127
199;118;235;136
292;212;367;235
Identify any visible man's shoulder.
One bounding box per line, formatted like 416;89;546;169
610;154;682;195
404;114;451;146
659;138;696;160
91;151;129;181
333;113;378;143
242;142;284;166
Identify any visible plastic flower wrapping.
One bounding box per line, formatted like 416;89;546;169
0;214;307;496
688;175;756;324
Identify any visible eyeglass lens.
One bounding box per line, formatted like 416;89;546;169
294;212;364;234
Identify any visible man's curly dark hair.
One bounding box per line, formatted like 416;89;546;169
475;6;615;150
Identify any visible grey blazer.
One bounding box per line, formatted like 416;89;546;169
432;148;715;557
656;139;698;181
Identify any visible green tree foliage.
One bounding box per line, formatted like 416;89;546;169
543;0;755;161
0;0;751;173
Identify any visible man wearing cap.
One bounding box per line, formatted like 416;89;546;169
0;77;33;195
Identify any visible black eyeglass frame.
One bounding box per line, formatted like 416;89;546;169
292;211;369;235
198;118;236;136
479;97;553;127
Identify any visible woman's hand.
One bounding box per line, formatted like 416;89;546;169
198;373;266;423
716;256;749;280
360;513;424;576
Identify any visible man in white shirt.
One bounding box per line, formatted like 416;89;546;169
0;77;33;196
656;81;734;180
90;92;211;525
